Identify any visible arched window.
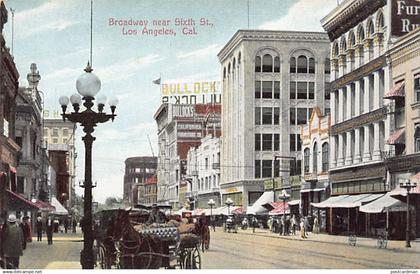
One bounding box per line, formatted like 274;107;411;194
232;58;236;72
313;142;318;174
304;148;310;174
340;37;347;53
238;52;241;65
228;63;231;74
223;67;226;79
358;26;365;43
333;43;339;58
349;32;356;48
290;57;296;73
322;143;329;172
415;127;420;152
367;20;375;38
377;12;384;32
297;56;308;73
262;54;273;72
274;56;280;73
255;56;261;72
309;58;315;74
325;58;330;74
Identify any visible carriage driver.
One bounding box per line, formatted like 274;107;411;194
147;204;165;224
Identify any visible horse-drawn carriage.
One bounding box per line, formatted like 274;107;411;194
93;205;203;269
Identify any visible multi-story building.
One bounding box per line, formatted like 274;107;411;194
301;107;330;231
123;156;157;206
144;176;158;205
0;1;25;219
186;134;221;209
43;119;76;208
15;64;43;201
218;30;330;209
385;27;420;237
154;103;221;209
320;0;419;236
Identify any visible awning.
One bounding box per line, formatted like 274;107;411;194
262;202;282;211
360;192;414;213
173;207;192;216
269;202;290;215
213;206;242;215
312;194;383;208
6;190;40;211
384;82;405;99
246;191;274;215
288;199;300;206
301;188;325;193
51;197;69;215
387;128;405;145
192;208;206;216
34;200;55;212
231;207;244;215
390;174;420;199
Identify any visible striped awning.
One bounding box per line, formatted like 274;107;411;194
387;128;405;145
384;82;405;99
269;202;290;215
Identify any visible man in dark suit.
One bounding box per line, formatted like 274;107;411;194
36;217;43;242
46;217;53;245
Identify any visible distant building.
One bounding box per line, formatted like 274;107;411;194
43;119;76;208
186;134;221;209
218;30;330;209
123;156;157;206
144;176;158;205
154;103;221;209
300;107;330;230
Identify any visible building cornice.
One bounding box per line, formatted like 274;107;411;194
389;28;420;67
331;106;387;135
218;30;329;63
321;0;386;41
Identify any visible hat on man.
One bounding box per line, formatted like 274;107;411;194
8;214;17;223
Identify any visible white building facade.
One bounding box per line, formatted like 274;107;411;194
218;30;330;209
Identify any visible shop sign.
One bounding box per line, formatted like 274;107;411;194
161;81;222;105
264;179;274;191
391;0;420;36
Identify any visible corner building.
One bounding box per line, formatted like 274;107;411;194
218;30;330;209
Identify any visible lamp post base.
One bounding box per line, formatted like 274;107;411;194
80;249;95;269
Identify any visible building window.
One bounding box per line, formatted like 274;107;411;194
415;76;420;102
262;81;272;98
325;82;331;100
415;126;420;152
262;107;272;125
304;148;310;173
297;82;307;99
255;81;261;98
297;108;308;125
262;160;272;178
274;159;280;177
290;159;302;176
313;142;318;174
274;134;280;151
322;142;329;172
44;128;49;136
52;138;58;144
205;158;209;169
255;160;261;178
290;108;296;124
290;57;296;73
52;128;59;137
290;134;296;152
290;81;296;99
308;82;315;99
297;134;302;151
274;81;280;99
255;56;261;72
255;134;261;151
262;54;273;72
297;56;308;73
273;108;279;125
255;107;261;125
274;57;280;73
17;177;24;194
62;128;69;136
62;138;67;144
309;58;315;74
325;58;330;74
262;134;272;151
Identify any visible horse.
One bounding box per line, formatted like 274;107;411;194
110;209;164;269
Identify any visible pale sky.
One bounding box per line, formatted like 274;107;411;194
4;0;337;203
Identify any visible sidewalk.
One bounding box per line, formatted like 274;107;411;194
238;227;420;254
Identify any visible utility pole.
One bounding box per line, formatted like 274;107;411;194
147;134;155;157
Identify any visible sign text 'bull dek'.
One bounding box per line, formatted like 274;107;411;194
392;0;420;36
161;81;221;105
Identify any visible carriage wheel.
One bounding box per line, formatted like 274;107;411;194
97;245;107;269
184;247;201;269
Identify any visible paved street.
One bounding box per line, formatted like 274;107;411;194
201;228;420;269
16;227;420;269
20;232;83;269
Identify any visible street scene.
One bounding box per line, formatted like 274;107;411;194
0;0;420;271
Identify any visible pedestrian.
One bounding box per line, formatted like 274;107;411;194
300;218;307;239
291;215;297;235
72;219;77;234
280;215;285;236
312;216;319;234
1;214;24;269
252;216;258;233
267;217;273;232
304;216;309;237
36;216;43;241
22;216;32;243
46;217;54;245
210;215;216;232
285;215;290;236
64;218;69;234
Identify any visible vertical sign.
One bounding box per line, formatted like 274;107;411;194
391;0;420;36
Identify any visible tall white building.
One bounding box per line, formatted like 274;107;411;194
218;30;330;209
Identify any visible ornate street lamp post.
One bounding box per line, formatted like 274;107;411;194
399;179;417;248
208;198;215;217
225;198;233;215
279;189;290;217
59;64;118;269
